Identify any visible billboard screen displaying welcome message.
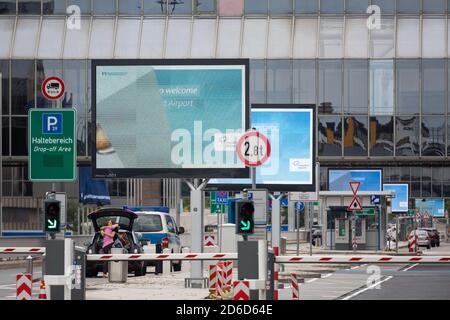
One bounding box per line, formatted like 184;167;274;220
92;59;249;178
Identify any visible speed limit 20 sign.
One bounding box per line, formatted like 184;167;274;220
236;130;271;167
42;76;65;101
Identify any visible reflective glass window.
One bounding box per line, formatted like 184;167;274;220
11;60;35;115
218;0;243;16
400;167;410;181
195;0;216;13
38;18;65;59
250;60;266;104
89;18;115;58
295;0;318;13
422;60;446;115
345;0;369;13
344;116;368;156
94;0;116;14
345;18;368;58
448;117;450;156
432;182;442;197
396;19;420;58
63;17;90;59
267;19;292;58
68;0;91;14
269;0;292;14
267;60;292;103
13;18;40;58
0;18;14;58
43;0;67;15
371;0;395;14
319;18;344;58
320;0;344;14
119;0;142;14
411;181;420;197
0;1;16;14
396;60;420;115
18;0;41;14
36;60;63;108
423;0;446;13
396;116;420;156
293;18;317;58
397;0;419;13
165;18;191;58
140;19;165;58
422;116;445;156
1;60;10;115
422;19;446;58
2;117;8;156
370;18;394;58
369;60;393;115
191;19;216;58
114;18;141;58
422;182;432;198
293;60;316;104
369;116;393;156
216;18;241;58
319;60;342;114
242;19;268;59
318;116;342;156
63;60;87;156
11;117;27;156
245;0;268;14
344;60;368;114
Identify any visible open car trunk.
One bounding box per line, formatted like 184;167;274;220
88;208;137;232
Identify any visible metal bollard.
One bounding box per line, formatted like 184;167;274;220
26;256;33;279
162;248;171;274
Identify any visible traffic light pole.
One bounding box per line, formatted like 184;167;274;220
184;178;209;288
269;193;284;253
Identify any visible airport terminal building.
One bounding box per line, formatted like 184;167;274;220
0;0;450;233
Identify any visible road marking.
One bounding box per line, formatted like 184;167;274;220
322;273;332;279
402;263;418;272
306;278;318;283
341;276;394;300
350;266;360;270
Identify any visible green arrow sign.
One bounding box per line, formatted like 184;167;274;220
29;108;76;181
240;220;251;231
47;219;57;229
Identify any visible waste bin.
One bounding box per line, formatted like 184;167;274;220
108;248;127;283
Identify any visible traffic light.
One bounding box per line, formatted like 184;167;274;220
235;200;255;235
44;199;61;232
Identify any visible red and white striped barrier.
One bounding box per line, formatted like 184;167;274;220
408;234;417;253
0;247;45;254
86;252;237;261
352;237;357;251
276;255;450;264
216;262;225;299
208;265;217;292
204;234;216;247
16;274;32;300
224;261;233;286
233;281;250;300
291;273;299;300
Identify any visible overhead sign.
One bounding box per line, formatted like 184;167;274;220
210;192;226;215
92;59;249;179
28;108;76;181
236;130;271;167
209;105;316;191
215;191;228;205
42;76;65;101
348;182;363;211
415;198;445;217
328;169;382;192
383;184;409;212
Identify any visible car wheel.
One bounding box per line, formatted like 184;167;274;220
86;269;98;278
135;265;144;277
427;243;431;249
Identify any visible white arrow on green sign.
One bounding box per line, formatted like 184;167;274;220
47;219;57;229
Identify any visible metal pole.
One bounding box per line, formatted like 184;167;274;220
296;207;300;255
26;256;33;276
251;167;256;189
269;194;282;251
0;73;2;237
309;203;312;256
176;179;181;226
396;215;399;254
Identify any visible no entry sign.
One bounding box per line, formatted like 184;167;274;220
236;130;271;167
42;76;65;101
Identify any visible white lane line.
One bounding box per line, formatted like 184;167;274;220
322;273;332;279
341;276;394;300
402;263;418;272
306;278;318;283
350;266;360;270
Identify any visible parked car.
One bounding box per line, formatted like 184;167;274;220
420;228;440;247
131;207;185;272
409;229;432;249
85;207;146;277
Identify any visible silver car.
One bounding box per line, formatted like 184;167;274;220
409;230;431;249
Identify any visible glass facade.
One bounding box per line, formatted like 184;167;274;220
0;0;449;201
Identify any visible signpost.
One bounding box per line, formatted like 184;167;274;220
28;108;76;181
347;182;363;211
42;76;65;101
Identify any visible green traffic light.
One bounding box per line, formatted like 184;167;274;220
240;220;251;231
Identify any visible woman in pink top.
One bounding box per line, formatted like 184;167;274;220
100;220;119;277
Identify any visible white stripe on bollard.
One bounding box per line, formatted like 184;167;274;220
162;248;171;274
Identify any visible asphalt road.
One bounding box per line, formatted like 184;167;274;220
0;267;42;300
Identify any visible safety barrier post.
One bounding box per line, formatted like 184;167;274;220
181;247;190;272
162;248;171;274
26;255;33;278
291;273;299;300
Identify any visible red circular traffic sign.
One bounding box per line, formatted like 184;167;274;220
41;76;65;101
236;130;271;167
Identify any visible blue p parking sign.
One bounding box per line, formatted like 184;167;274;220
42;113;63;134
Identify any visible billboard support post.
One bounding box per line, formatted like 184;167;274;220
396;215;399;254
185;178;209;288
269;193;283;252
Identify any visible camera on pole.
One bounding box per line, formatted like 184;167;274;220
44;199;61;233
235;200;255;235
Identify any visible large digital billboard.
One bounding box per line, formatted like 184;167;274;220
92;59;249;178
328;169;382;192
383;184;408;212
208;105;316;191
415;198;445;217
